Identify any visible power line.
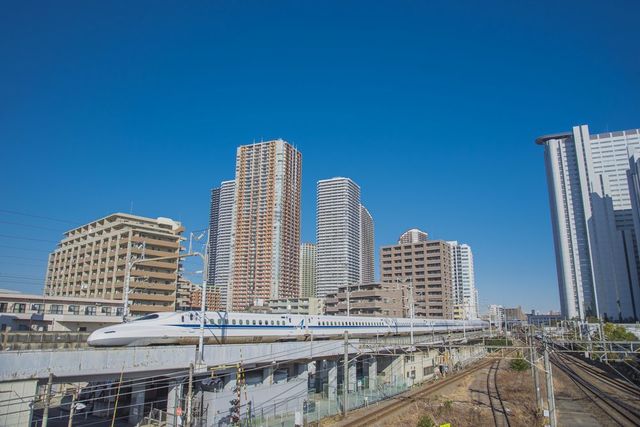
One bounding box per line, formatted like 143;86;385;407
0;209;78;225
0;255;48;262
0;274;45;282
0;245;50;253
0;261;45;268
0;234;58;244
0;220;64;232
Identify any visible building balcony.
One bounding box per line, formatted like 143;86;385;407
131;236;180;249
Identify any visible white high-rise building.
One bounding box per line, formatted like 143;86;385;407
360;205;375;285
536;125;640;321
299;243;317;298
316;178;362;297
207;180;235;307
488;304;505;331
399;228;428;244
448;241;478;319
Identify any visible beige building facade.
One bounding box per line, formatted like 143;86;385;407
45;213;184;316
325;282;405;317
268;297;324;315
380;239;453;319
228;140;302;311
0;291;122;332
299;242;317;298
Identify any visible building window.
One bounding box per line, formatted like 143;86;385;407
49;304;63;315
31;303;44;314
12;303;26;313
0;303;7;313
101;306;112;316
85;306;97;316
68;305;80;315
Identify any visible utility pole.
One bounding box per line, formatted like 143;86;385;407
122;241;145;322
198;230;210;364
599;319;607;363
543;345;557;427
67;388;78;427
409;278;414;347
343;331;348;417
42;373;53;427
186;363;194;427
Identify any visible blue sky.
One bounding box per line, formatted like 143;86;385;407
1;1;639;313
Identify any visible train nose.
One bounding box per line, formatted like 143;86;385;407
87;328;122;346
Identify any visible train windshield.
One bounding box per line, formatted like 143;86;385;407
133;314;160;322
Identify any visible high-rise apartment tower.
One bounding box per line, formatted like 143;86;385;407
207;180;235;307
228;140;302;311
316;178;362;297
448;241;478;319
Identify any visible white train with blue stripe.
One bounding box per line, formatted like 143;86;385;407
87;311;488;347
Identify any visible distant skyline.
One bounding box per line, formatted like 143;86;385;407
1;1;640;313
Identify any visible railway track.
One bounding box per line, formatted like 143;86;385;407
563;353;640;398
551;351;640;427
487;359;511;427
339;352;513;427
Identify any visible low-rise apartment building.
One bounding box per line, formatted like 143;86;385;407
45;213;184;316
0;291;122;332
380;238;453;319
325;282;405;317
268;297;325;315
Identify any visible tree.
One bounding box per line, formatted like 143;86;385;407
603;323;638;341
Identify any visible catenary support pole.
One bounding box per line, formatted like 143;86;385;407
186;363;194;427
543;345;557;427
42;373;53;427
530;328;542;412
343;331;348;417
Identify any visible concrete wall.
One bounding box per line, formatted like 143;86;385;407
0;380;37;427
204;363;311;425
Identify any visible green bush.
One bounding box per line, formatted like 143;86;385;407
417;415;436;427
510;354;530;372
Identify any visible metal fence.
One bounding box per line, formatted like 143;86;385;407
1;331;90;351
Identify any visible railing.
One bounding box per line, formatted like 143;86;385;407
1;331;91;351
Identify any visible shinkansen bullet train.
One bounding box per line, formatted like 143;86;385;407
87;311;488;347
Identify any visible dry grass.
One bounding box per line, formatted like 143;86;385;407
380;364;544;427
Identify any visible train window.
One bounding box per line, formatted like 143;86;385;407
232;319;236;325
252;320;256;325
258;320;263;325
133;314;159;322
270;320;274;325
